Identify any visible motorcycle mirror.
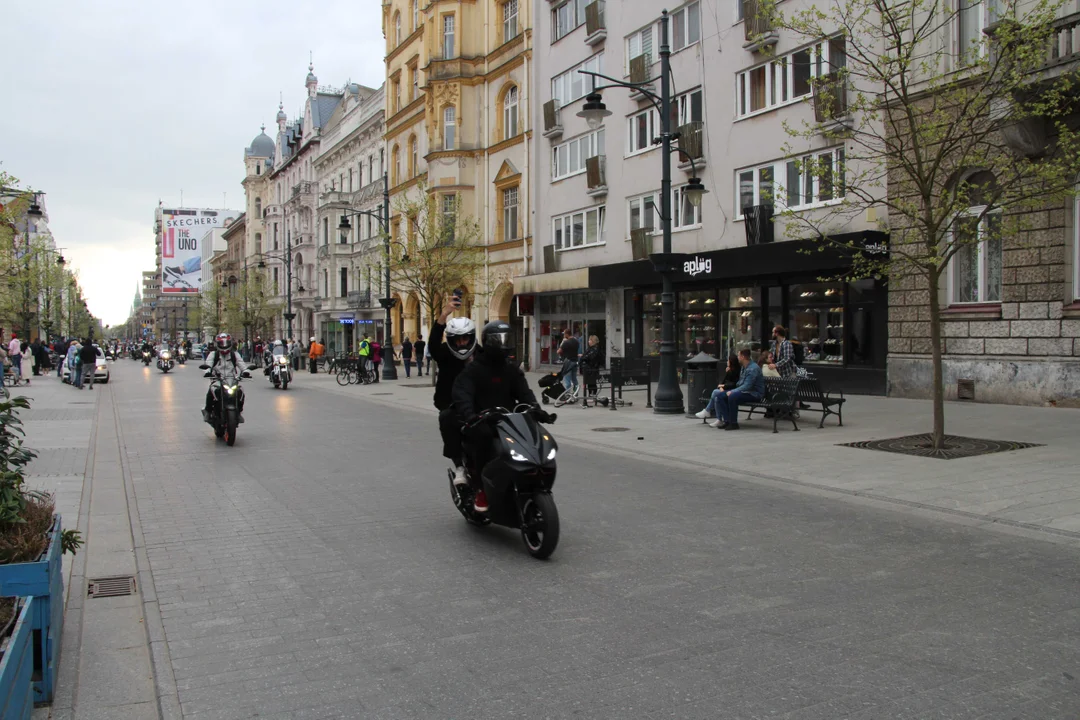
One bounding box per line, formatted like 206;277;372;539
198;364;210;370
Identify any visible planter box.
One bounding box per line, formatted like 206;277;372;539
0;516;65;704
0;600;35;719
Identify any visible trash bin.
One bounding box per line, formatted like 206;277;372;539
685;352;720;415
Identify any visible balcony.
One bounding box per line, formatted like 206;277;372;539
742;0;778;53
263;204;282;219
542;100;563;139
426;55;480;82
347;290;374;309
676;121;706;173
291;181;315;199
584;1;606;46
812;74;853;134
586;155;607;197
317;242;354;259
628;54;654;102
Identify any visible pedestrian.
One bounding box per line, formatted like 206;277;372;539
289;338;301;371
308;336;322;374
7;333;24;385
29;338;41;376
35;339;50;375
371;338;383;382
79;339;98;390
413;334;425;377
557;328;579;394
400;336;413;378
768;326;797;378
424;339;432;376
65;340;79;384
357;334;372;373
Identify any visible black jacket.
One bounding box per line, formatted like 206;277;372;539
452;348;538;421
430;321;466;411
78;344;97;365
722;365;740;390
400;340;413;359
580;344;603;370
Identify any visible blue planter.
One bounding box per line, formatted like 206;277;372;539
0;600;35;719
0;516;65;705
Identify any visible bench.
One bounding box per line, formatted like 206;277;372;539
741;376;801;433
794;377;845;428
608;358;652;410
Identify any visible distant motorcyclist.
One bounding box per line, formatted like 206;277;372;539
431;296;477;488
202;333;248;420
452;321;554;512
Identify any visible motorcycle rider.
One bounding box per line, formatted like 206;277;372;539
452;320;555;513
430;296;478;489
202;333;249;421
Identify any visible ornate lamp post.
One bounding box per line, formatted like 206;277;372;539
576;9;707;414
257;249;304;340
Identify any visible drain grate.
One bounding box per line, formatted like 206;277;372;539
591;427;630;432
371;392;394;396
87;576;136;599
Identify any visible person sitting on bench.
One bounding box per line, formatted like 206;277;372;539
694;354;740;421
714;349;764;430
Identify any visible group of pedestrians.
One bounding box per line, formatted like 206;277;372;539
1;332;101;390
399;335;428;378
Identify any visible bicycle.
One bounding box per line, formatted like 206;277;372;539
335;357;360;386
552;383;579;408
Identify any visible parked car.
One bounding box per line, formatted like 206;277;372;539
61;345;110;384
191;343;204;358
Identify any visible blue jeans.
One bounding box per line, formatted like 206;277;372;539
403;358;412;377
562;361;578;392
9;355;21;380
73;362;83;388
703;388;726;416
718;390;761;425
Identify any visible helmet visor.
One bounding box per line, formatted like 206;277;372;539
484;331;512;350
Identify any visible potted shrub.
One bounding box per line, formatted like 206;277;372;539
0;392;81;714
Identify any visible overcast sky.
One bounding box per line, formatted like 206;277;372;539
0;0;386;326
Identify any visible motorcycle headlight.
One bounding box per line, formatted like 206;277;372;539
161;353;170;359
546;448;557;461
225;384;238;395
277;356;288;365
509;449;528;462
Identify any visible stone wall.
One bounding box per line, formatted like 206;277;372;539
888;201;1080;407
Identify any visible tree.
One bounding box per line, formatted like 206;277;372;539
198;282;230;339
386;182;488;341
225;273;281;341
762;0;1080;448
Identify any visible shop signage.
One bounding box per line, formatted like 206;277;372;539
862;241;888;255
682;256;713;277
339;318;355;325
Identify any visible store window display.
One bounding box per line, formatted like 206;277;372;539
790;281;844;364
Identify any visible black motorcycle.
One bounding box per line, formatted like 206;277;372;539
142;350;153;366
198;363;254;446
450;405;560;559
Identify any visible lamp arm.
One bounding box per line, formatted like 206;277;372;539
577;70;663;117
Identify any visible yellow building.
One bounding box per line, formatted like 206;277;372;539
383;0;532;362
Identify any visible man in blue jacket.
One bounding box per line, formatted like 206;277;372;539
714;348;764;430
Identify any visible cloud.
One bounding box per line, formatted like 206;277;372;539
0;0;387;326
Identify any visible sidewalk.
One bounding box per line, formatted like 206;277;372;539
306;366;1080;544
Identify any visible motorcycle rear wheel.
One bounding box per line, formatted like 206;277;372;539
520;494;559;559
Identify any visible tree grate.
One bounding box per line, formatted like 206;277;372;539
838;434;1043;460
87;576;136;599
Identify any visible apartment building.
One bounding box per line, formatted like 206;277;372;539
383;0;532;355
312;83;386;353
525;0;886;393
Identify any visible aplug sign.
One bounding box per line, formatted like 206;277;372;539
682;256;713;277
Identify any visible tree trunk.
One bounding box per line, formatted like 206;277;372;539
927;270;946;449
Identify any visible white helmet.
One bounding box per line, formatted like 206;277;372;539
444;317;477;361
274;339;284;347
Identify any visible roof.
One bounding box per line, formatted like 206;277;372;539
246;130;275;158
310;92;344;131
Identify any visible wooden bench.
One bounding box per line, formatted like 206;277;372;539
795;377;846;428
741;376;801;433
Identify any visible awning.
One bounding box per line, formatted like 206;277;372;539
513;267;591;295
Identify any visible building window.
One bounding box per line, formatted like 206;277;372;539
443;106;456;150
322;217;329;245
502;186;520;241
502;85;519;139
551;52;603;108
411;64;418;101
628;192;659;236
394;11;402;45
322;269;329;298
552;128;605;181
552;0;586;42
273;267;279;295
340;267;348;297
339;215;349;244
441;194;457;243
255;197;262;216
736;39;844;118
949;170;1002;304
442;14;455;58
672;185;702;230
736;147;845;218
627;108;659;155
410;135;418;176
392;145;401;184
412;0;419;31
254;233;262;255
1075;180;1080;301
669;1;701;52
393;79;401;113
503;0;519;42
958;0;999;65
626;22;656;74
673;87;703;126
553;206;606;250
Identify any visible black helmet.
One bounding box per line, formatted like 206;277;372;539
481;321;514;361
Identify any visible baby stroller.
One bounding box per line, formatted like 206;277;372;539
538;368;568;405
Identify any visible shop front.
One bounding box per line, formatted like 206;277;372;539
590;233;888;395
320;316;385;355
534;291;608;367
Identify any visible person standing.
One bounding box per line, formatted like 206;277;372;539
65;340;79;384
308;337;323;374
413;334;426;377
288;338;300;371
357;334;372;373
28;338;40;376
557;328;579;394
371;338;383;382
400;336;413;378
79;340;98;390
7;333;24;385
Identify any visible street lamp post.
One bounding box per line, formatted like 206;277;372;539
335;172;397;380
257;241;304;342
576;9;707;414
19;195;44;340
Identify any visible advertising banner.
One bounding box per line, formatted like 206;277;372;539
160;208;236;294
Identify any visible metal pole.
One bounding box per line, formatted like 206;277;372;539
286;234;294;340
381;172;398;380
653;10;683;414
244;258;250;348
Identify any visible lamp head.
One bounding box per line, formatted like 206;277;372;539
577;92;611;130
685;177;708;208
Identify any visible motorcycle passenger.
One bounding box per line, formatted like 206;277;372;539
430;298;477;489
203;333;248;421
452;321;554;513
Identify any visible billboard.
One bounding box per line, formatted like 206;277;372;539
160;208;237;294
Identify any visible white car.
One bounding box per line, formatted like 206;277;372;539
62;345;110;384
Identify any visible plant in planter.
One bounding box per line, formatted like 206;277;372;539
0;392;82;711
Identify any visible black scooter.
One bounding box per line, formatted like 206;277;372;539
450;405;560;559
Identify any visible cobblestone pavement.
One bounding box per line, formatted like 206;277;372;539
100;362;1080;719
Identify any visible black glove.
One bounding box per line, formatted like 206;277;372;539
531;409;556;424
203;371;212;378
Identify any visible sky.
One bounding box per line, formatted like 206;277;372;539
0;0;387;327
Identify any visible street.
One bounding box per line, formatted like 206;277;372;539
34;360;1080;719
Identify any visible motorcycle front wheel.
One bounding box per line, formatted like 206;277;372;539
281;378;289;390
520;494;559;559
224;408;239;446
